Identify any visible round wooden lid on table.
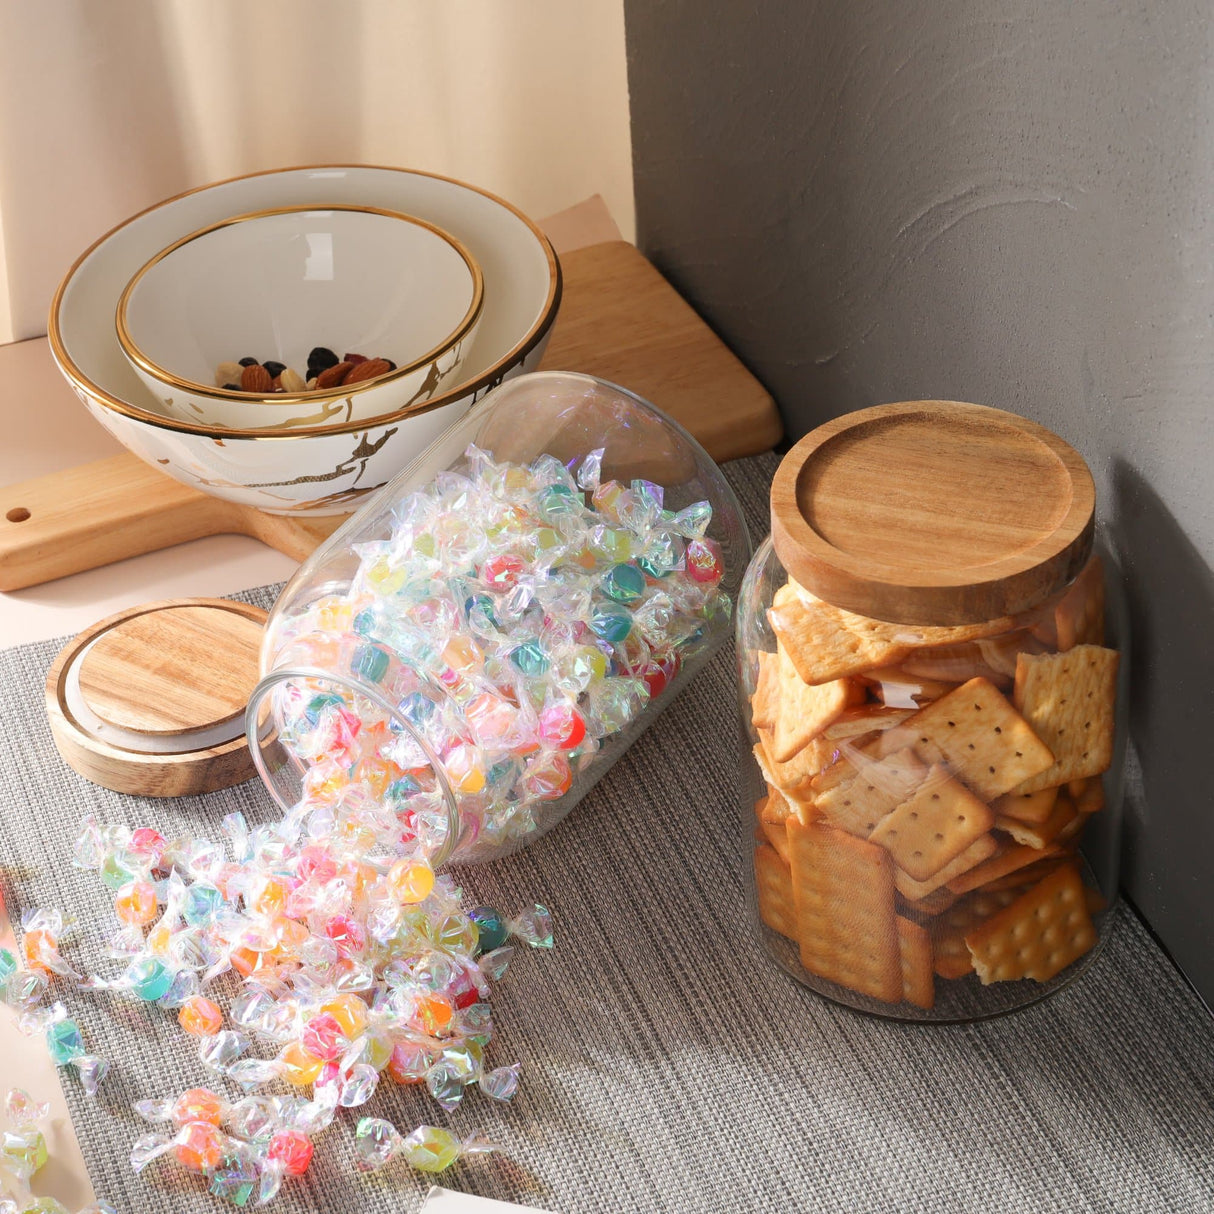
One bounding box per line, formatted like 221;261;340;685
46;597;268;797
770;400;1096;626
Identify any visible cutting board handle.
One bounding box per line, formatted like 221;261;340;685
0;454;344;592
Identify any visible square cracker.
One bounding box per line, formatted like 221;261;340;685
749;649;780;729
930;886;1023;979
786;817;903;1003
767;596;1015;688
965;864;1097;984
889;677;1055;801
894;833;997;901
754;843;797;939
771;642;861;761
1011;646;1119;794
897;916;935;1010
869;764;995;881
897;884;960;920
812;748;928;839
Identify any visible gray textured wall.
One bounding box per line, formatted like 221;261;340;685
625;2;1214;1005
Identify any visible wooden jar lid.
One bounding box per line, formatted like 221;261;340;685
770;400;1096;625
46;598;268;797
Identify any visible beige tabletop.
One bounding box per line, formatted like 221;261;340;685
0;197;621;1209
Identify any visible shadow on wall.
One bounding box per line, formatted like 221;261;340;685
1111;459;1214;997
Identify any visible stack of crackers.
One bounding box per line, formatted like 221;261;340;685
750;558;1116;1011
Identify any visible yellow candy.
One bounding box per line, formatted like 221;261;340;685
363;1029;394;1071
388;859;435;904
248;875;290;915
321;993;368;1038
147;922;172;956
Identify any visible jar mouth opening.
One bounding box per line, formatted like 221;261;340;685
244;665;462;868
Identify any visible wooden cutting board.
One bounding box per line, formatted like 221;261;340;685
0;241;781;591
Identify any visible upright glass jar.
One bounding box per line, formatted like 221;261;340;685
248;372;749;865
737;401;1128;1021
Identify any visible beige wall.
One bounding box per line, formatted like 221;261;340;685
0;0;634;344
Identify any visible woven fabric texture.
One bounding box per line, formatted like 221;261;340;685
1;453;1213;1213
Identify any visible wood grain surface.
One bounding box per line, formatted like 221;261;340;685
77;602;264;735
770;400;1095;625
0;240;781;592
46;598;268;796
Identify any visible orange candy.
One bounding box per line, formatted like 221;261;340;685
416;992;453;1035
280;1040;325;1087
229;946;259;977
178;995;223;1038
174;1121;226;1172
114;880;158;926
22;930;55;974
247;875;290;915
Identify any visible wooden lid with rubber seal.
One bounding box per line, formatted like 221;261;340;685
45;597;267;796
770;400;1096;626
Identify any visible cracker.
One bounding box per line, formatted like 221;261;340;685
754;843;797;939
894;833;998;901
891;677;1055;801
897;885;961;919
759;791;793;862
749;650;779;729
767;596;1016;688
995;793;1079;850
991;785;1059;826
771;643;860;761
753;731;836;798
869;764;995;881
822;706;914;743
813;748;928;839
864;667;956;710
897;916;935;1010
1011;646;1119;793
1075;780;1105;815
946;840;1061;895
965;864;1097;984
786;817;903;1003
930;886;1023;979
1054;556;1105;651
978;855;1067;893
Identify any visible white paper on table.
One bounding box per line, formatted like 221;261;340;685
419;1186;553;1213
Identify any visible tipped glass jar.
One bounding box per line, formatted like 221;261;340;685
737;401;1128;1021
248;372;749;864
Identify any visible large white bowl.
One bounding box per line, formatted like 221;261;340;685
49;165;561;515
116;204;484;429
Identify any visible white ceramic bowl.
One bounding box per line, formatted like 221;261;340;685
49;166;561;515
115;203;484;428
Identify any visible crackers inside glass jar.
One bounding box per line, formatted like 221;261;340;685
749;555;1116;1012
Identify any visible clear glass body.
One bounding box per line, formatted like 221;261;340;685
736;536;1128;1022
248;372;750;865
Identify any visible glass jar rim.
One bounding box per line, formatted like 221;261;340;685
244;664;462;868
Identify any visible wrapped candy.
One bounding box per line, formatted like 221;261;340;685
0;1088;116;1214
354;1118;497;1174
253;445;732;861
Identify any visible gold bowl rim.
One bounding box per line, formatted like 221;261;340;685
114;203;486;407
49;163;561;442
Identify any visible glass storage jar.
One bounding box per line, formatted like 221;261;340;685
248;371;749;865
737;400;1128;1021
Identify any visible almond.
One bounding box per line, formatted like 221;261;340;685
315;361;353;389
240;363;273;393
343;357;393;385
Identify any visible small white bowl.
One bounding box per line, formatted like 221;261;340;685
116;204;483;428
49;165;561;515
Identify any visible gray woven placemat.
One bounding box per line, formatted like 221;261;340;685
2;453;1213;1213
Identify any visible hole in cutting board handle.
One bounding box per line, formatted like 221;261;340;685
5;507;30;523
